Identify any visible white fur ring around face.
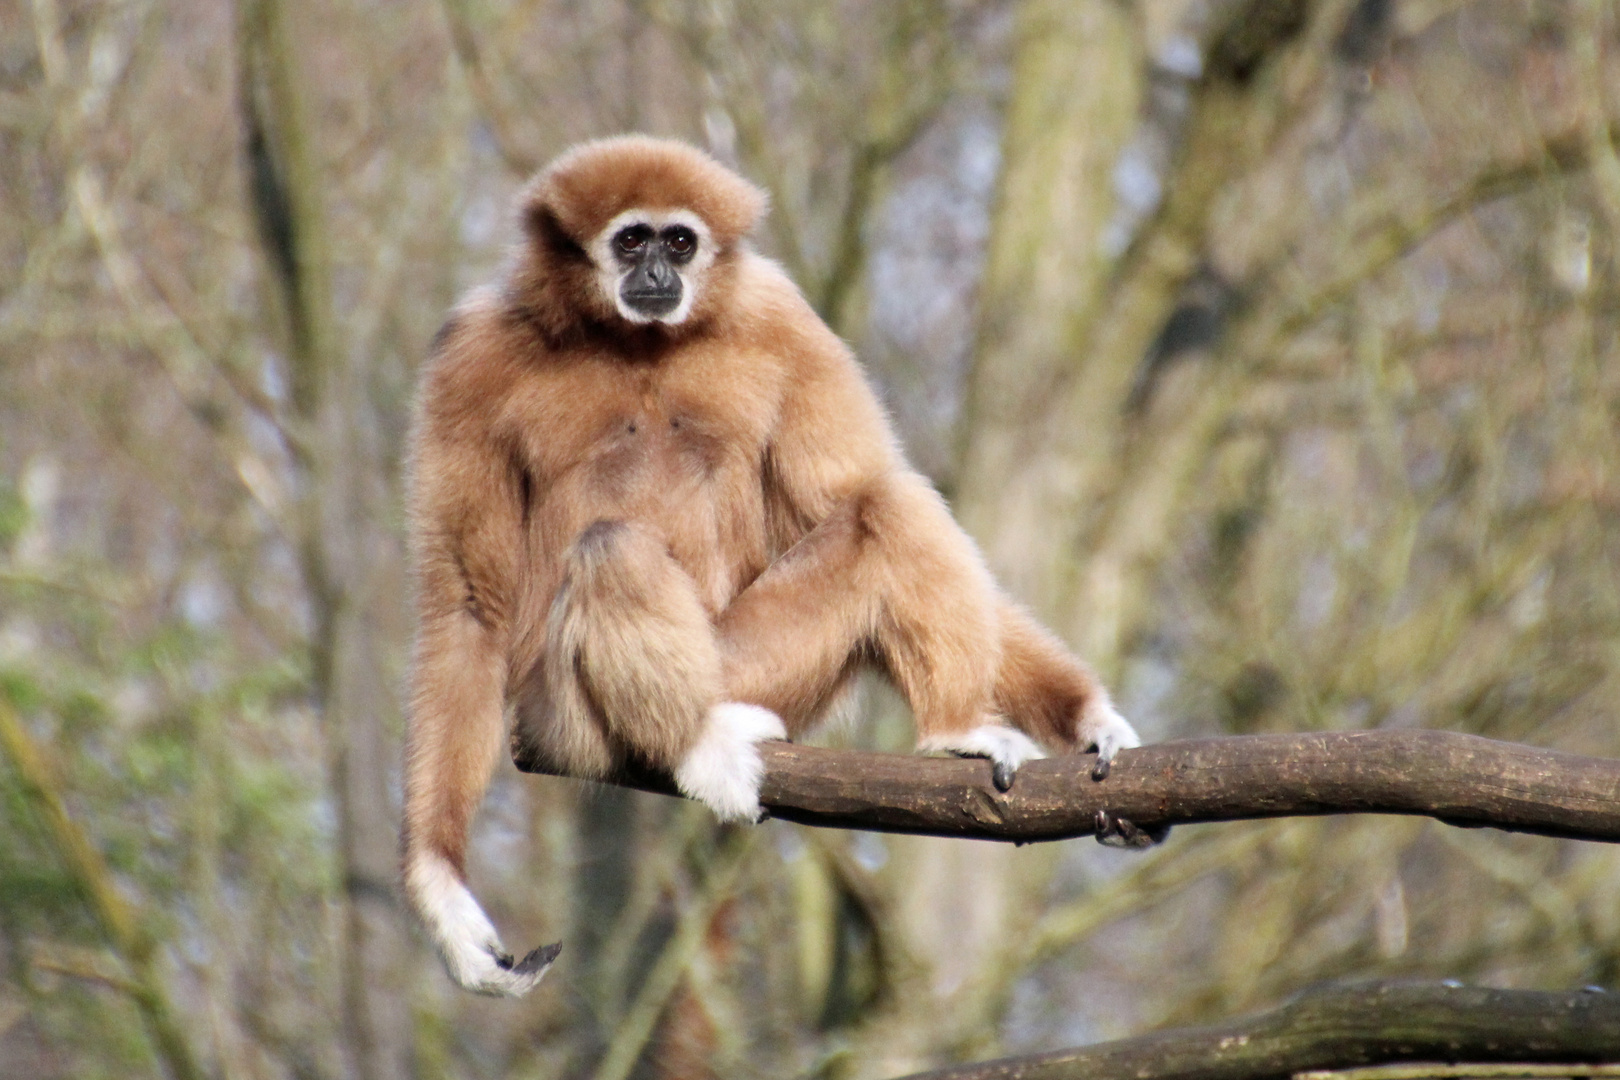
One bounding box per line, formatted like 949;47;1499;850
675;702;788;822
406;851;557;997
1078;697;1141;779
920;723;1046;791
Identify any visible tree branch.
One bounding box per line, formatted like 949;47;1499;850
892;981;1620;1080
513;731;1620;844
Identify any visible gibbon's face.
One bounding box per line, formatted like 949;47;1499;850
589;209;716;326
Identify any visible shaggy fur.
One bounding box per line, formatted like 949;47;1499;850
401;136;1137;997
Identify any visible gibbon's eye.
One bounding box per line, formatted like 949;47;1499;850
665;226;697;260
615;226;652;256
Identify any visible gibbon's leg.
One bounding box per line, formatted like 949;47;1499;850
993;601;1141;779
403;606;557;997
529;520;785;821
720;473;1048;785
993;603;1156;842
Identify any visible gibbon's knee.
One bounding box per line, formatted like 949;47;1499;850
535;520;722;773
573;518;629;561
716;495;881;729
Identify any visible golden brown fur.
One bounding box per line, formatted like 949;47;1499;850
401;135;1133;996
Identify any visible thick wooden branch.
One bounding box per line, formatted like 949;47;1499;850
892;982;1620;1080
513;731;1620;844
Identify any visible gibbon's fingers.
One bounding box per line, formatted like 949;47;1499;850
508;942;564;978
674;702;787;821
1079;696;1141;780
920;723;1047;792
405;850;558;997
1094;808;1171;848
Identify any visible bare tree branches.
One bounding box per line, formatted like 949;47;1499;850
893;982;1620;1080
514;731;1620;844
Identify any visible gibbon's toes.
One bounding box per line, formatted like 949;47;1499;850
922;724;1047;792
1093;808;1171;848
675;702;787;822
1078;698;1141;781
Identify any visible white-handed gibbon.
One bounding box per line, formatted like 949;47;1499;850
402;136;1141;996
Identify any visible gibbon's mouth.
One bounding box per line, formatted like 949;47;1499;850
621;289;682;318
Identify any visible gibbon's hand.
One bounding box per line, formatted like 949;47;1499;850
674;702;788;822
406;850;561;997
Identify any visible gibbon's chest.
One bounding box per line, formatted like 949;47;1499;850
510;347;781;501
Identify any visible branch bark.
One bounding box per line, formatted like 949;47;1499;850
513;731;1620;844
892;981;1620;1080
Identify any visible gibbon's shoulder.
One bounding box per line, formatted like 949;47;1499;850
725;253;858;379
415;288;531;430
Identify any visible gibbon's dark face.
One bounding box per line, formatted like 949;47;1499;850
615;222;695;317
590;210;715;326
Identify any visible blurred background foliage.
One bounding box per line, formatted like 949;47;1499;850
1;0;1619;1077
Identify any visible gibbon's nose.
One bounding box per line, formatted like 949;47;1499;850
622;256;683;317
644;258;677;290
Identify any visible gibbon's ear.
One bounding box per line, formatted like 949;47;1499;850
521;135;768;251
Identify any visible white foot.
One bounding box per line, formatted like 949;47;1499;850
405;850;557;997
921;723;1046;790
675;702;787;822
1078;695;1140;779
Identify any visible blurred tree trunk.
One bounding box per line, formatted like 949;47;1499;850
955;0;1360;671
953;0;1142;627
234;3;415;1078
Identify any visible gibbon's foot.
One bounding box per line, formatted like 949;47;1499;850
1094;808;1171;848
1077;697;1141;780
405;850;558;997
923;724;1047;792
675;702;788;822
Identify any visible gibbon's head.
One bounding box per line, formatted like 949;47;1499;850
517;136;768;335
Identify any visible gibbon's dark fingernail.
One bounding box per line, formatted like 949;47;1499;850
1091;755;1112;781
1094;808;1111;834
513;942;561;976
494;950;516;971
992;760;1015;792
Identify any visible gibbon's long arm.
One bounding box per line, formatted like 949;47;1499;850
751;265;906;517
718;269;1027;763
402;363;558;997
